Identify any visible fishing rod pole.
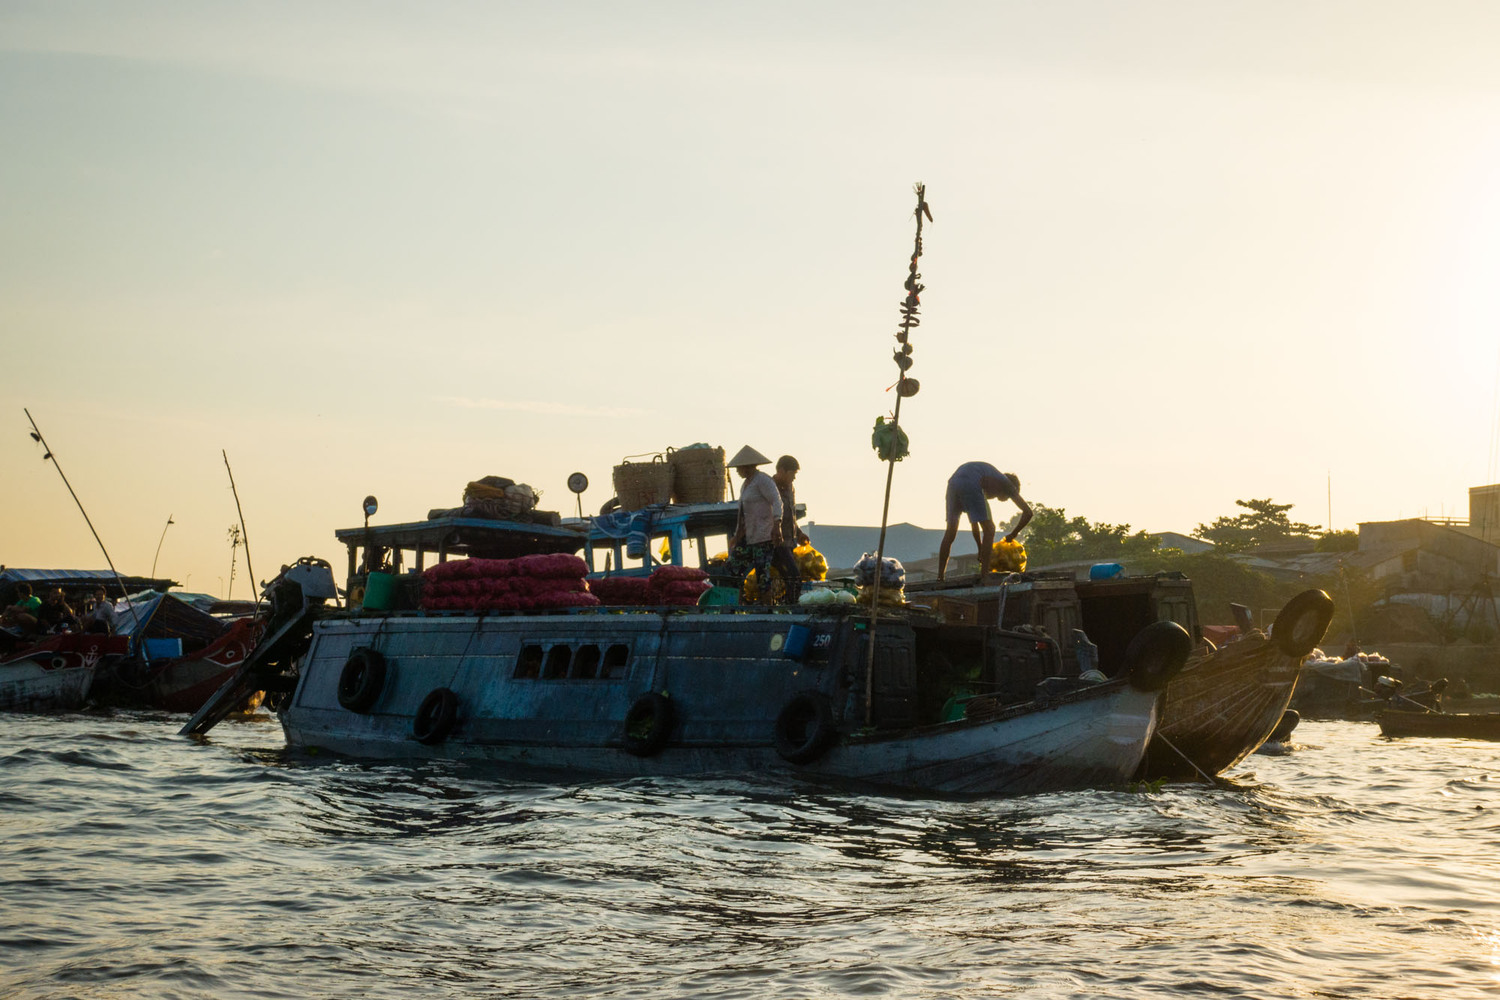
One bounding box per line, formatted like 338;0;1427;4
864;183;932;726
222;450;261;616
23;409;143;633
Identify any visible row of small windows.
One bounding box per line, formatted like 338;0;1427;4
515;643;630;681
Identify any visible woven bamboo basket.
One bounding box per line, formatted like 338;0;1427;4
612;456;674;509
668;446;726;504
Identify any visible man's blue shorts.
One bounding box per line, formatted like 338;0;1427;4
945;479;990;527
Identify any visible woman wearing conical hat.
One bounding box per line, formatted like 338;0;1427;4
727;446;783;606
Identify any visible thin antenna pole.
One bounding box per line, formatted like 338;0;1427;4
864;183;932;726
151;514;175;579
222;451;260;615
23;409;142;633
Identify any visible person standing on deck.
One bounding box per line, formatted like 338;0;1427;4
727;445;783;606
937;462;1032;581
772;455;810;604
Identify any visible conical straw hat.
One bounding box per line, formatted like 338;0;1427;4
727;445;771;467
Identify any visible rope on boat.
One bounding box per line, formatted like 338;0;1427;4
1156;733;1218;786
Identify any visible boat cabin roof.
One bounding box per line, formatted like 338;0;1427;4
335;516;588;577
564;500;804;577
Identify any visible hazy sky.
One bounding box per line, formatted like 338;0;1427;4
5;2;1500;596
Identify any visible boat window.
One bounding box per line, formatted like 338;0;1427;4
515;645;544;679
601;644;630;679
543;645;572;679
571;644;601;679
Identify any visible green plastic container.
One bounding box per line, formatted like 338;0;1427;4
362;571;397;611
698;586;740;607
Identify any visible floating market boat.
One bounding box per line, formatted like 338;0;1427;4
905;574;1336;781
185;505;1192;796
1290;650;1445;719
1376;708;1500;740
0;631;129;711
95;591;261;713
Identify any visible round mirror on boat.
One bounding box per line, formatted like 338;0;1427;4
363;495;378;518
567;472;588;494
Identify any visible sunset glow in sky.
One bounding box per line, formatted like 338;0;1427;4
5;2;1500;595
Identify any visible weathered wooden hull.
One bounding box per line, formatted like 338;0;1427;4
1377;710;1500;740
276;610;1165;796
0;633;127;712
1135;632;1302;781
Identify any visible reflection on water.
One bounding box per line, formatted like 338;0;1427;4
2;715;1499;998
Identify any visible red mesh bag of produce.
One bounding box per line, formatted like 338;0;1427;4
511;553;589;580
650;566;709;584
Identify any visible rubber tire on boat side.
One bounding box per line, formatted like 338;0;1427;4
774;692;837;765
1272;589;1336;658
412;687;459;744
1123;621;1194;693
623;692;673;756
337;648;387;713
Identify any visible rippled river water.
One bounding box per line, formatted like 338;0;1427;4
2;714;1498;999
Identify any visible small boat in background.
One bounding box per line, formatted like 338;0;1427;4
0;632;129;711
96;592;261;713
1377;709;1500;740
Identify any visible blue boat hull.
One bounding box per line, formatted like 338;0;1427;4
278;610;1163;796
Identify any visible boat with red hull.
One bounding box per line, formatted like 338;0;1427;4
0;632;130;711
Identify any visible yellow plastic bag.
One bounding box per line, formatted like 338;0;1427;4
793;543;828;581
990;539;1028;573
740;566;787;604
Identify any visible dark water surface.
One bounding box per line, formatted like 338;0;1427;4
2;715;1498;999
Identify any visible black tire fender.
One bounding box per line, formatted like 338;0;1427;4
1124;621;1194;692
1272;589;1336;658
623;692;673;756
774;692;837;764
1269;709;1300;743
337;647;387;712
412;687;459;744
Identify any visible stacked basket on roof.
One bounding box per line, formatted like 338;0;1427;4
611;444;727;510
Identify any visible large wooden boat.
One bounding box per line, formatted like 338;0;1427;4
1137;590;1332;780
905;574;1335;781
1376;709;1500;740
185;508;1193;797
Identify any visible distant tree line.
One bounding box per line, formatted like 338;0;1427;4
1016;498;1364;634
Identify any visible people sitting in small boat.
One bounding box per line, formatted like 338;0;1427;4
36;588;80;633
727;445;783;607
82;587;117;635
0;583;42;634
35;588;79;634
937;462;1033;581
